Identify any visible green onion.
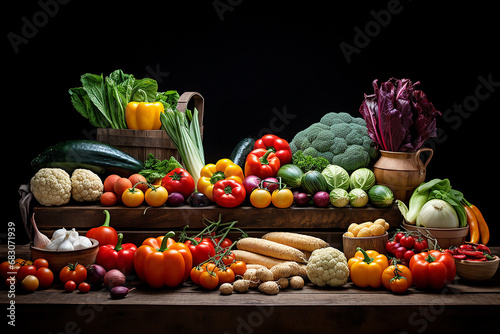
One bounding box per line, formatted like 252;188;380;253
160;108;205;185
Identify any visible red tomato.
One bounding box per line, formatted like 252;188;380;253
394;232;404;243
35;267;54;289
217;267;235;285
221;252;236;266
78;282;91;293
17;265;37;283
65;280;77;292
414;237;428;253
400;235;415;249
59;263;87;285
33;258;49;269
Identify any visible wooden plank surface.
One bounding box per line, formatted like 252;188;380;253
1;245;499;333
33;203;403;230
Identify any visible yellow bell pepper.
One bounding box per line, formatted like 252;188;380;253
197;159;244;201
125;101;164;130
347;247;389;288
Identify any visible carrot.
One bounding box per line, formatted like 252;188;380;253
232;250;285;269
261;232;329;252
236;237;308;263
463;204;480;244
471;204;489;245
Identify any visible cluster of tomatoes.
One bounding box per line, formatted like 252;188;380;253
385;230;428;265
0;258;91;293
100;167;196;208
190;260;247;290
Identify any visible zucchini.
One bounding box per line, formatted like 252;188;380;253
277;164;303;188
31;140;144;176
229;137;255;170
301;171;328;194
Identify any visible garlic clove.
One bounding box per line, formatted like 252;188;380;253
31;213;51;248
52;227;67;241
57;235;75;251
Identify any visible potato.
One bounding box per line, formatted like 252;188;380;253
369;223;386;236
255;267;274;282
289;276;305;289
357;227;372;237
347;223;358;234
344;231;355;238
258;281;280;295
270;263;292;280
277;277;289;289
219;283;233;295
233;279;250;293
359;221;373;228
351;225;363;237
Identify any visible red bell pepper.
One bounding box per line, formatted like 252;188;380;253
185;237;216;266
96;233;137;275
86;210;118;247
212;179;247;208
254;134;292;165
244;148;280;179
409;250;456;289
161;167;195;199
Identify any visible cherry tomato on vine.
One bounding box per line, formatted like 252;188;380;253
250;188;272;208
230;261;247;277
21;275;39;292
271;188;294;208
65;280;77;292
199;271;219;290
35;267;54;289
217;267;235;285
394;232;404;243
221;252;236;266
389;276;410;293
414;238;428;253
145;185;169;207
78;282;91;293
190;266;205;285
400;235;415;249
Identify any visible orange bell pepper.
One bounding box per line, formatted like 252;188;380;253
134;232;192;288
125;101;164;130
348;247;389;288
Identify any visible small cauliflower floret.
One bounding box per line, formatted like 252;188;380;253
71;169;103;202
30;168;72;206
306;247;349;287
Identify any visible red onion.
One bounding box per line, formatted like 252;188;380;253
109;286;134;299
263;177;279;193
103;269;126;290
167;192;185;206
293;191;309;206
243;175;261;195
313;191;330;207
86;264;106;289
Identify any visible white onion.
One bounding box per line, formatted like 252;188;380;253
416;199;459;228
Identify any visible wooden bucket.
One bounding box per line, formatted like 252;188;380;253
96;92;204;163
373;148;433;203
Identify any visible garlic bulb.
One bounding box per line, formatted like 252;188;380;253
67;228;79;244
52;227;67;240
58;235;75;251
45;236;64;250
31;213;50;248
73;236;92;250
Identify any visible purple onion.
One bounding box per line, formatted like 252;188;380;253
263;177;279;193
86;264;106;289
243;175;261;195
110;286;134;299
167;192;185;206
293;191;309;206
313;191;330;207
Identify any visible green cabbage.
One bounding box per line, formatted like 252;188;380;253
349;168;375;191
349;188;368;207
329;188;349;208
322;165;350;191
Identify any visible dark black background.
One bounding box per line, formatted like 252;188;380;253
5;0;499;244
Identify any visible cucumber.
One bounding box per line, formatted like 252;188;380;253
229;137;255;170
277;164;303;188
31;140;144;176
301;170;328;194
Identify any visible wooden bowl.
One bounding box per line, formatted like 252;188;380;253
30;238;99;272
342;232;388;260
455;256;500;281
402;222;468;249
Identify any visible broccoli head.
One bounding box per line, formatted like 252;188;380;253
290;112;378;173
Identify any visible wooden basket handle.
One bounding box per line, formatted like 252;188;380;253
176;91;204;127
415;147;433;174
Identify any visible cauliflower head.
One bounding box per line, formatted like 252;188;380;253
290;112;378;173
71;169;103;202
306;247;349;287
30;168;72;206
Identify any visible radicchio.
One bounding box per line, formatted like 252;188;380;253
359;78;441;152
